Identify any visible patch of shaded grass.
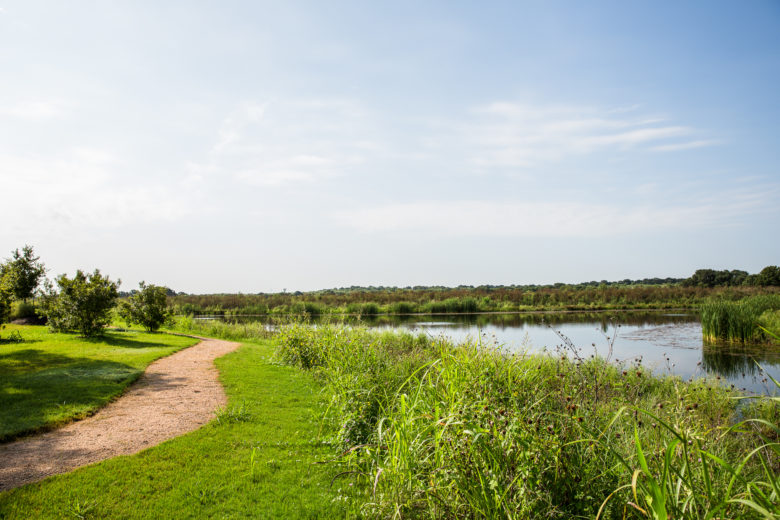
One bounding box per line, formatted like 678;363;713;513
0;325;198;441
0;341;348;519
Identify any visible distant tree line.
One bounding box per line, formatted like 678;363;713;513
681;266;780;288
168;267;780;316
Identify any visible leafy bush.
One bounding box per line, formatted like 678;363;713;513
0;274;12;326
39;269;119;337
118;282;172;332
10;301;38;320
0;245;46;302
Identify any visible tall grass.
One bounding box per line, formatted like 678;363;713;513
701;295;780;343
276;324;779;519
169;315;274;342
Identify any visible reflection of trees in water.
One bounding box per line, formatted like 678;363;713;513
701;344;779;378
236;310;698;329
342;311;698;330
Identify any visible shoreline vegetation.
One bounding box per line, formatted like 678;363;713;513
1;320;778;518
701;295;780;345
270;323;779;518
169;285;780;318
1;248;778;517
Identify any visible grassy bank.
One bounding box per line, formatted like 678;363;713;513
0;340;347;519
276;324;780;519
0;325;198;441
701;295;780;344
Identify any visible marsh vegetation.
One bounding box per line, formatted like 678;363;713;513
274;323;779;519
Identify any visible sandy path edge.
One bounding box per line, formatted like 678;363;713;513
0;336;240;492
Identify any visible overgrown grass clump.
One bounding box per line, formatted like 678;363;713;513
168;315;274;342
0;325;198;441
277;323;780;519
701;295;780;343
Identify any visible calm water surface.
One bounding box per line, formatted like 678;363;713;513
369;312;779;395
223;311;780;395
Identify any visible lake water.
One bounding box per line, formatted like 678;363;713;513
221;311;780;395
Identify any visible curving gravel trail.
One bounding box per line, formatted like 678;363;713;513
0;337;240;492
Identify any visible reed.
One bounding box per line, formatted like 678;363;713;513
169;315;274;342
700;295;780;343
275;324;778;519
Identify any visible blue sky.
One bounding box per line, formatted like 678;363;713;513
1;1;778;293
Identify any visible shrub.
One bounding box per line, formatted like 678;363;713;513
0;274;12;325
39;269;119;337
118;282;172;332
0;245;46;302
10;301;38;320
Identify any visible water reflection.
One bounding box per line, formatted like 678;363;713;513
701;343;780;393
222;311;778;395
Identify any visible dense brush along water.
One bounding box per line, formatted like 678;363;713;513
217;311;780;395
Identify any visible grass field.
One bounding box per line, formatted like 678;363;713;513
0;325;199;441
0;339;346;519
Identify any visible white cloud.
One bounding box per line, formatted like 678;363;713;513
196;99;378;187
450;102;717;168
651;139;721;152
333;195;770;238
0;100;68;120
0;149;192;236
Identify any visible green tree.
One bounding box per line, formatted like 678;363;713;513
39;269;120;337
756;266;780;287
0;273;12;326
1;245;46;302
118;282;172;332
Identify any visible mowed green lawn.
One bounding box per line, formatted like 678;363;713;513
0;325;199;441
0;340;348;519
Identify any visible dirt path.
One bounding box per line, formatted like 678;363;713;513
0;337;240;492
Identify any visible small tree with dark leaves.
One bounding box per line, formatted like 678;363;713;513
118;282;172;332
1;245;46;303
39;269;119;337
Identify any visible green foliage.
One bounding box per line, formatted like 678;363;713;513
39;269;120;337
170;283;780;317
276;325;777;519
756;265;780;287
10;301;38;320
0;273;12;325
700;295;780;343
171;315;274;342
118;282;172;332
0;245;46;302
682;268;749;288
683;266;780;288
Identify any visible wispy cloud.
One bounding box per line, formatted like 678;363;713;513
651;139;721;152
333;193;771;238
446;102;718;168
196;99;379;187
0;149;192;236
0;100;68;120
